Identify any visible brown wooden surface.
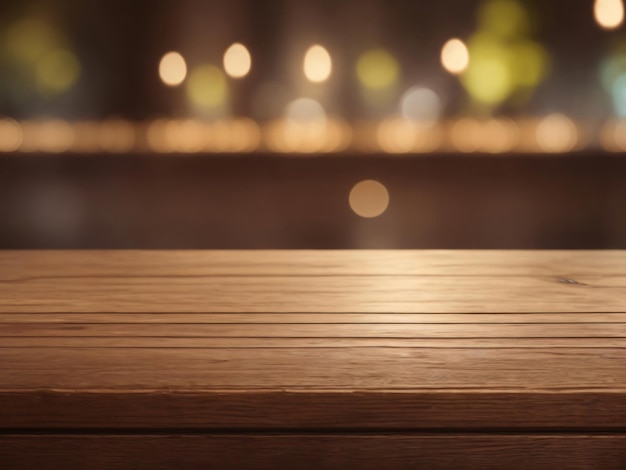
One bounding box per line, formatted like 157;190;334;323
1;251;626;468
2;251;626;313
2;435;626;470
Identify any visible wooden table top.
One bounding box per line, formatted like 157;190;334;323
2;250;626;431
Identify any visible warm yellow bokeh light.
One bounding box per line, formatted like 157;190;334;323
264;117;349;154
97;120;136;153
441;39;470;74
165;120;206;153
6;18;60;64
303;44;332;83
462;1;549;109
285;98;327;123
377;119;442;154
356;48;399;91
451;118;485;153
38;120;75;153
614;120;626;150
463;57;513;106
377;119;416;154
536;114;578;153
510;41;549;88
36;49;81;95
146;119;170;153
0;119;23;152
599;120;624;151
482;118;519;153
479;0;530;39
349;180;390;218
71;122;100;153
228;118;261;152
159;51;187;87
594;0;625;30
223;43;252;79
19;120;75;153
186;65;228;110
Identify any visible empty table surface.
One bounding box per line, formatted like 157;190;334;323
1;251;626;469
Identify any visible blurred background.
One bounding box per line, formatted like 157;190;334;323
1;0;626;248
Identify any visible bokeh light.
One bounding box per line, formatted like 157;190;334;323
166;119;206;153
159;51;187;87
270;98;330;153
482;118;519;153
224;118;261;152
356;48;399;91
614;120;626;150
510;41;549;88
479;0;529;39
265;116;349;154
441;38;470;74
462;44;513;106
594;0;625;30
599;119;626;151
349;180;390;218
223;43;252;79
462;0;549;109
36;49;81;95
400;87;442;125
5;18;60;64
0;119;23;152
97;120;135;153
611;73;626;117
40;120;75;153
536;114;578;153
71;122;99;153
377;119;442;154
451;118;485;153
285;98;327;123
146;119;171;153
303;45;332;83
186;65;228;111
19;120;76;153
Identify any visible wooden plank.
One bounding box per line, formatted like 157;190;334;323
3;337;626;348
3;391;626;430
2;275;626;313
2;435;626;470
2;250;626;278
1;347;625;390
3;312;626;324
2;322;626;338
1;250;625;443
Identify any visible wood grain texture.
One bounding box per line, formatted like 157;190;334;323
2;435;626;470
2;275;625;313
3;322;626;337
2;347;626;391
2;250;626;469
2;391;626;430
2;250;625;278
4;337;626;348
1;251;625;313
3;312;626;323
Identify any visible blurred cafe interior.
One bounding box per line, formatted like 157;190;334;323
1;0;626;249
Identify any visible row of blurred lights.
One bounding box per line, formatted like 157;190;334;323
3;0;625;121
151;0;626;123
160;43;335;88
159;40;468;104
160;0;625;88
1;116;626;154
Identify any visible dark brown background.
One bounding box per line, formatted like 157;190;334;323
1;1;624;249
1;154;624;249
